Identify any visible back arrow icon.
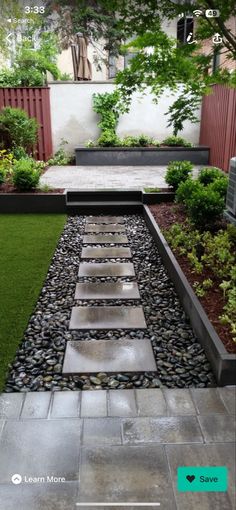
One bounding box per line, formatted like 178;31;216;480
6;33;13;42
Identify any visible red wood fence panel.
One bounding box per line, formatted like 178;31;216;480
200;84;236;172
0;87;53;161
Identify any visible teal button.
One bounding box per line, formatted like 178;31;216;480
177;467;228;492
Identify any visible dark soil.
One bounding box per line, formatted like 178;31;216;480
150;202;236;354
0;182;64;194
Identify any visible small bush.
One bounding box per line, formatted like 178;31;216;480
227;224;236;245
0;107;38;153
0;167;5;185
47;139;71;166
12;145;28;160
97;130;120;147
137;134;153;146
12;158;41;191
208;176;228;199
165;160;193;190
198;167;224;185
187;187;225;228
162;135;192;147
0;149;14;184
176;178;203;205
122;135;139;147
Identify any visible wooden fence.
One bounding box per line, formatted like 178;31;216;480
0;87;53;161
200;84;236;172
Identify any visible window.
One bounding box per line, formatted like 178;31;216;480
108;53;117;79
177;17;194;44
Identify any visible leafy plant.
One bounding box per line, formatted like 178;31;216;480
165;160;193;190
227;224;236;245
47;139;71;166
86;140;96;148
12;158;41;191
0;107;38;154
12;145;29;160
97;130;120;147
187;187;225;229
175;178;203;206
198;167;225;185
162;135;192;147
166;92;201;136
92;90;128;135
208;176;228;199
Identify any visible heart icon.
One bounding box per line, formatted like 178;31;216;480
186;475;195;483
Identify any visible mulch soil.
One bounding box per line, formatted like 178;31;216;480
150;202;236;354
0;182;64;194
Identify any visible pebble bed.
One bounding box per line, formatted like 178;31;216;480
5;215;216;392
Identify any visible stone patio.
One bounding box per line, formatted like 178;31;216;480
0;387;235;510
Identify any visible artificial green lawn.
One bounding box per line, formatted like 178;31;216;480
0;214;66;391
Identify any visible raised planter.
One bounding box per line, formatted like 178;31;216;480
0;193;66;213
75;146;210;166
142;191;174;204
143;205;236;386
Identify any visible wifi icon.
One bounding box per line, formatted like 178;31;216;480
193;9;203;17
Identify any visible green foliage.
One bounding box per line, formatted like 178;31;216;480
201;230;235;278
12;158;41;191
187;187;225;229
209;177;228;198
199;167;225;185
162;136;192;147
227;224;236;245
175;178;203;205
0;33;60;87
0;107;38;154
165;161;193;191
12;146;28;160
144;187;161;192
97;130;120;146
193;278;213;297
47;139;71;166
92;90;128;134
166;93;201;136
0;168;4;186
0;149;14;180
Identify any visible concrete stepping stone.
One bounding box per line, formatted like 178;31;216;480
69;306;147;330
85;224;126;233
86;216;124;224
75;282;140;300
63;338;156;374
81;247;131;259
83;234;128;244
78;262;135;277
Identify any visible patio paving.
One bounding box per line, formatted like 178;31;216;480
0;388;235;510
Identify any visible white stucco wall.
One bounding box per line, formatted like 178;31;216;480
49;82;201;154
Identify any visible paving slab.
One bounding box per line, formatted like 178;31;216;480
78;445;176;508
83;418;122;445
198;414;236;442
122;416;203;444
75;281;140;300
50;391;81;418
164;388;196;415
78;262;135;277
83;234;128;244
86;216;125;224
20;392;51;419
136;389;167;416
108;389;137;417
166;443;236;510
217;386;236;415
0;393;24;419
63;338;155;374
0;483;79;510
81;246;132;259
0;419;81;483
81;390;107;417
69;306;147;330
190;388;228;414
85;224;126;233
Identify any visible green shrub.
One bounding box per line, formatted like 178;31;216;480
227;224;236;245
208;176;228;199
47;139;71;166
176;178;203;205
0;107;38;153
0;167;5;185
122;135;139;147
12;158;41;191
187;187;225;228
198;167;224;185
162;135;192;147
137;134;153;146
97;130;120;147
12;145;29;160
165;160;193;190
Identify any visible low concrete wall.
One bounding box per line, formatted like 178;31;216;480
49;82;201;154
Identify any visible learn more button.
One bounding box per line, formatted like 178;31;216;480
177;467;228;492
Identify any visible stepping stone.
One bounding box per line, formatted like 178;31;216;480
75;282;140;300
85;224;126;233
78;262;135;277
83;234;128;244
86;216;124;224
81;247;132;259
69;306;147;330
63;338;156;374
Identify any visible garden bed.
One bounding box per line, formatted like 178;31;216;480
75;146;210;166
144;204;236;385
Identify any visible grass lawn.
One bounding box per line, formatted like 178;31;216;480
0;214;66;392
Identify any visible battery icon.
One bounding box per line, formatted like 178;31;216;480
205;9;220;17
